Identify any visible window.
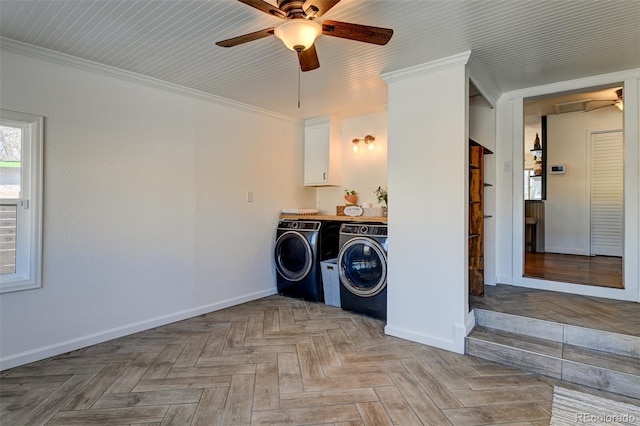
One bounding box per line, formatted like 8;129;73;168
0;110;43;293
524;170;542;200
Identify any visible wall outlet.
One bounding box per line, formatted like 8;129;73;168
247;192;253;202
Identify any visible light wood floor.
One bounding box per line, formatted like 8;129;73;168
524;252;623;289
470;284;639;337
1;295;560;425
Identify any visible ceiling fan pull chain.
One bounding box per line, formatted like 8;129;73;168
297;63;301;109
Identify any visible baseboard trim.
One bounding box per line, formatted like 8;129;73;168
497;275;513;285
0;288;277;371
544;247;590;256
465;310;476;335
384;324;464;354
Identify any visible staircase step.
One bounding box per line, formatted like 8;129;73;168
466;327;563;378
563;344;640;376
562;344;640;399
475;309;563;342
467;311;640;399
475;309;639;357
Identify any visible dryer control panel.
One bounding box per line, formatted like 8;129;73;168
340;224;387;236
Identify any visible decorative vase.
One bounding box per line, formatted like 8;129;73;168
344;195;358;205
533;133;541;151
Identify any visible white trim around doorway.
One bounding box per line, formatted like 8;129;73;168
506;71;639;302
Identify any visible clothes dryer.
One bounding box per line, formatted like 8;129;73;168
337;223;388;320
274;219;340;302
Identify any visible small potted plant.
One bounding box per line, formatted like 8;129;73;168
344;189;358;205
374;186;388;216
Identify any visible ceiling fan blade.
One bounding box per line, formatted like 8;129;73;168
215;28;275;48
237;0;286;19
584;103;616;112
302;0;341;18
298;44;320;71
322;20;393;45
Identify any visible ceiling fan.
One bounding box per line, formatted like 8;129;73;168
215;0;394;72
585;88;624;112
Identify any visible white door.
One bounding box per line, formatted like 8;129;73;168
590;130;623;257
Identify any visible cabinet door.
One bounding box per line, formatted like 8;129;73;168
304;125;329;185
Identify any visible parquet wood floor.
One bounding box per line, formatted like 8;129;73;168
1;295;558;425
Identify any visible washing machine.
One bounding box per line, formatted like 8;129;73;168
337;223;388;320
274;219;340;302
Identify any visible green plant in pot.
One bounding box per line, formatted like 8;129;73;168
344;189;358;205
374;186;388;216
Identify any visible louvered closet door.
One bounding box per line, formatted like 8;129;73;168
590;130;623;257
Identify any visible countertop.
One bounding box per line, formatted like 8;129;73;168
279;214;387;223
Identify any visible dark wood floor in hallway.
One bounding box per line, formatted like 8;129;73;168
1;295;563;425
524;252;623;289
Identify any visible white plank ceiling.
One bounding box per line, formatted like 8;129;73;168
1;0;639;120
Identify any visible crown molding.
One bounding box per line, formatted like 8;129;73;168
506;68;640;100
468;53;500;108
0;37;298;123
381;50;472;84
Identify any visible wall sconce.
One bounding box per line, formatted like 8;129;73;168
352;138;360;152
352;135;376;152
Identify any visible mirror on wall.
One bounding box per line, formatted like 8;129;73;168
522;84;624;289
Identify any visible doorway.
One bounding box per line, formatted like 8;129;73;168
522;85;624;289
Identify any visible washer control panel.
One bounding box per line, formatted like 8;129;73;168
340;223;387;236
278;220;321;231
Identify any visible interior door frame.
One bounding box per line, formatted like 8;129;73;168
508;73;639;302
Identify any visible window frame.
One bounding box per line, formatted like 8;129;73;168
0;110;43;293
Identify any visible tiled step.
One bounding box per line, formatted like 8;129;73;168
467;310;640;399
474;309;639;358
467;327;563;379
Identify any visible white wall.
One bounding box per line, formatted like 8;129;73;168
545;109;622;255
315;112;388;213
495;96;515;285
382;53;470;354
0;49;314;369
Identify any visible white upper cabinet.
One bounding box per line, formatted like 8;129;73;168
304;117;341;186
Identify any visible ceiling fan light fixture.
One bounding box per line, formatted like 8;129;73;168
274;19;321;52
615;88;624;111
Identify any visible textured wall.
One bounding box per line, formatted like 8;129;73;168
0;50;314;368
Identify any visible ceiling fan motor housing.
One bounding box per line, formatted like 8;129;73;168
277;0;310;18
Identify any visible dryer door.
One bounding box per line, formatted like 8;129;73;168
338;237;387;297
275;231;313;281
